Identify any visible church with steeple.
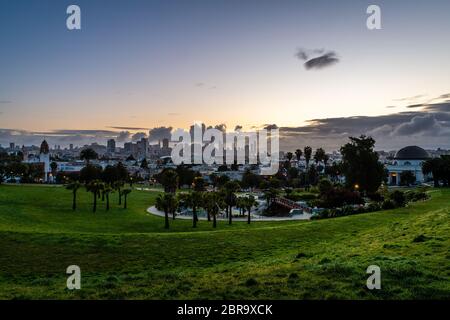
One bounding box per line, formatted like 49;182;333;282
39;140;51;182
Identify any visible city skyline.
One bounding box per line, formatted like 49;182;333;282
1;0;450;150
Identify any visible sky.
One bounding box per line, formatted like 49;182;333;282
0;0;450;150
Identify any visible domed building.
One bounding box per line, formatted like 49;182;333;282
387;146;430;186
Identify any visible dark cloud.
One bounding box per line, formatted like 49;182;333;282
234;125;243;131
392;114;446;136
131;132;147;141
304;52;339;70
264;124;278;130
0;100;12;104
109;126;149;131
214;124;227;132
277;99;450;151
296;48;339;70
148;126;173;142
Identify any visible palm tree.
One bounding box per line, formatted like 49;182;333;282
286;152;294;162
314;148;326;165
156;193;173;229
113;180;125;205
422;158;443;187
264;188;279;209
50;161;58;179
86;180;102;213
304;146;312;169
168;194;179;220
203;192;223;228
202;192;212;221
323;154;330;167
66;181;81;210
223;181;240;225
122;188;132;209
243;195;257;224
103;185;113;211
80;148;98;165
183;191;203;228
158;169;179;193
295;149;303;163
236;197;245;216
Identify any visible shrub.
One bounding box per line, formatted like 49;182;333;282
405;191;429;202
367;192;384;202
382;199;396;210
389;190;406;207
367;202;381;212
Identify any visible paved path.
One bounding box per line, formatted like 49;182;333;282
146;206;312;221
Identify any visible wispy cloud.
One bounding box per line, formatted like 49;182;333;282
109;126;149;131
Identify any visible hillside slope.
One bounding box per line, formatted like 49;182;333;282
0;185;449;299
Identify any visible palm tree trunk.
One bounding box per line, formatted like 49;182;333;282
193;207;197;228
213;214;217;228
93;192;97;213
172;210;176;220
228;205;232;225
164;210;169;229
72;190;77;210
247;207;251;224
207;211;211;222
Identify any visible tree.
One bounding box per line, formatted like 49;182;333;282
241;169;262;190
323;154;330;167
325;162;341;182
192;176;206;191
304;146;312;168
79;164;102;183
182;191;203;228
169;193;179;220
103;185;113;211
113;180;125;205
80;148;98;164
295;149;303;162
140;158;149;169
400;170;416;186
422;158;443;187
66;181;81;210
86;180;102;212
203;192;223;227
313;148;326;165
122;189;131;209
286;152;293;162
340;136;386;194
264;188;279;208
223;181;240;225
50;161;58;177
175;165;197;187
156;193;177;229
156;168;179;193
243;195;257;224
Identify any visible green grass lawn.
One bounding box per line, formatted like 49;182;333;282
0;184;449;299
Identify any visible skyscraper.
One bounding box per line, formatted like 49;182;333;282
107;139;116;153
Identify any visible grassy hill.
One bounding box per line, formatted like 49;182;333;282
0;184;449;299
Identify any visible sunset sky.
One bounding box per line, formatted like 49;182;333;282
1;0;450;150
